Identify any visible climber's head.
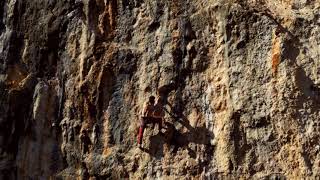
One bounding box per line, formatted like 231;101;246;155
149;96;155;104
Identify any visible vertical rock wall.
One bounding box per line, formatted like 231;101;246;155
0;0;319;179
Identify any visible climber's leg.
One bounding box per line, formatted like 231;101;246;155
137;118;146;146
138;117;151;147
138;125;145;146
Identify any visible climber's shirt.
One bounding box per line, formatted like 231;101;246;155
141;101;155;117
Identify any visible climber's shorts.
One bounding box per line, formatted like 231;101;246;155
140;117;162;127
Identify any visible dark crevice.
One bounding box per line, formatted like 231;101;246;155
12;1;26;30
6;32;24;66
5;75;37;156
148;20;160;32
97;65;116;120
0;0;5;34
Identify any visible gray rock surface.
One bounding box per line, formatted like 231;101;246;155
0;0;319;179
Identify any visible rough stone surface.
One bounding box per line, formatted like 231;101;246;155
0;0;319;179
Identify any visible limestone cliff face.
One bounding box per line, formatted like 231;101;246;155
0;0;319;179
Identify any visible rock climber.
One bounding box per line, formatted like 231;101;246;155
138;95;161;148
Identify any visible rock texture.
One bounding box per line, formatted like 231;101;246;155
0;0;319;179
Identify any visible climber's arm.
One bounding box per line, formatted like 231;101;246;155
141;102;151;118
